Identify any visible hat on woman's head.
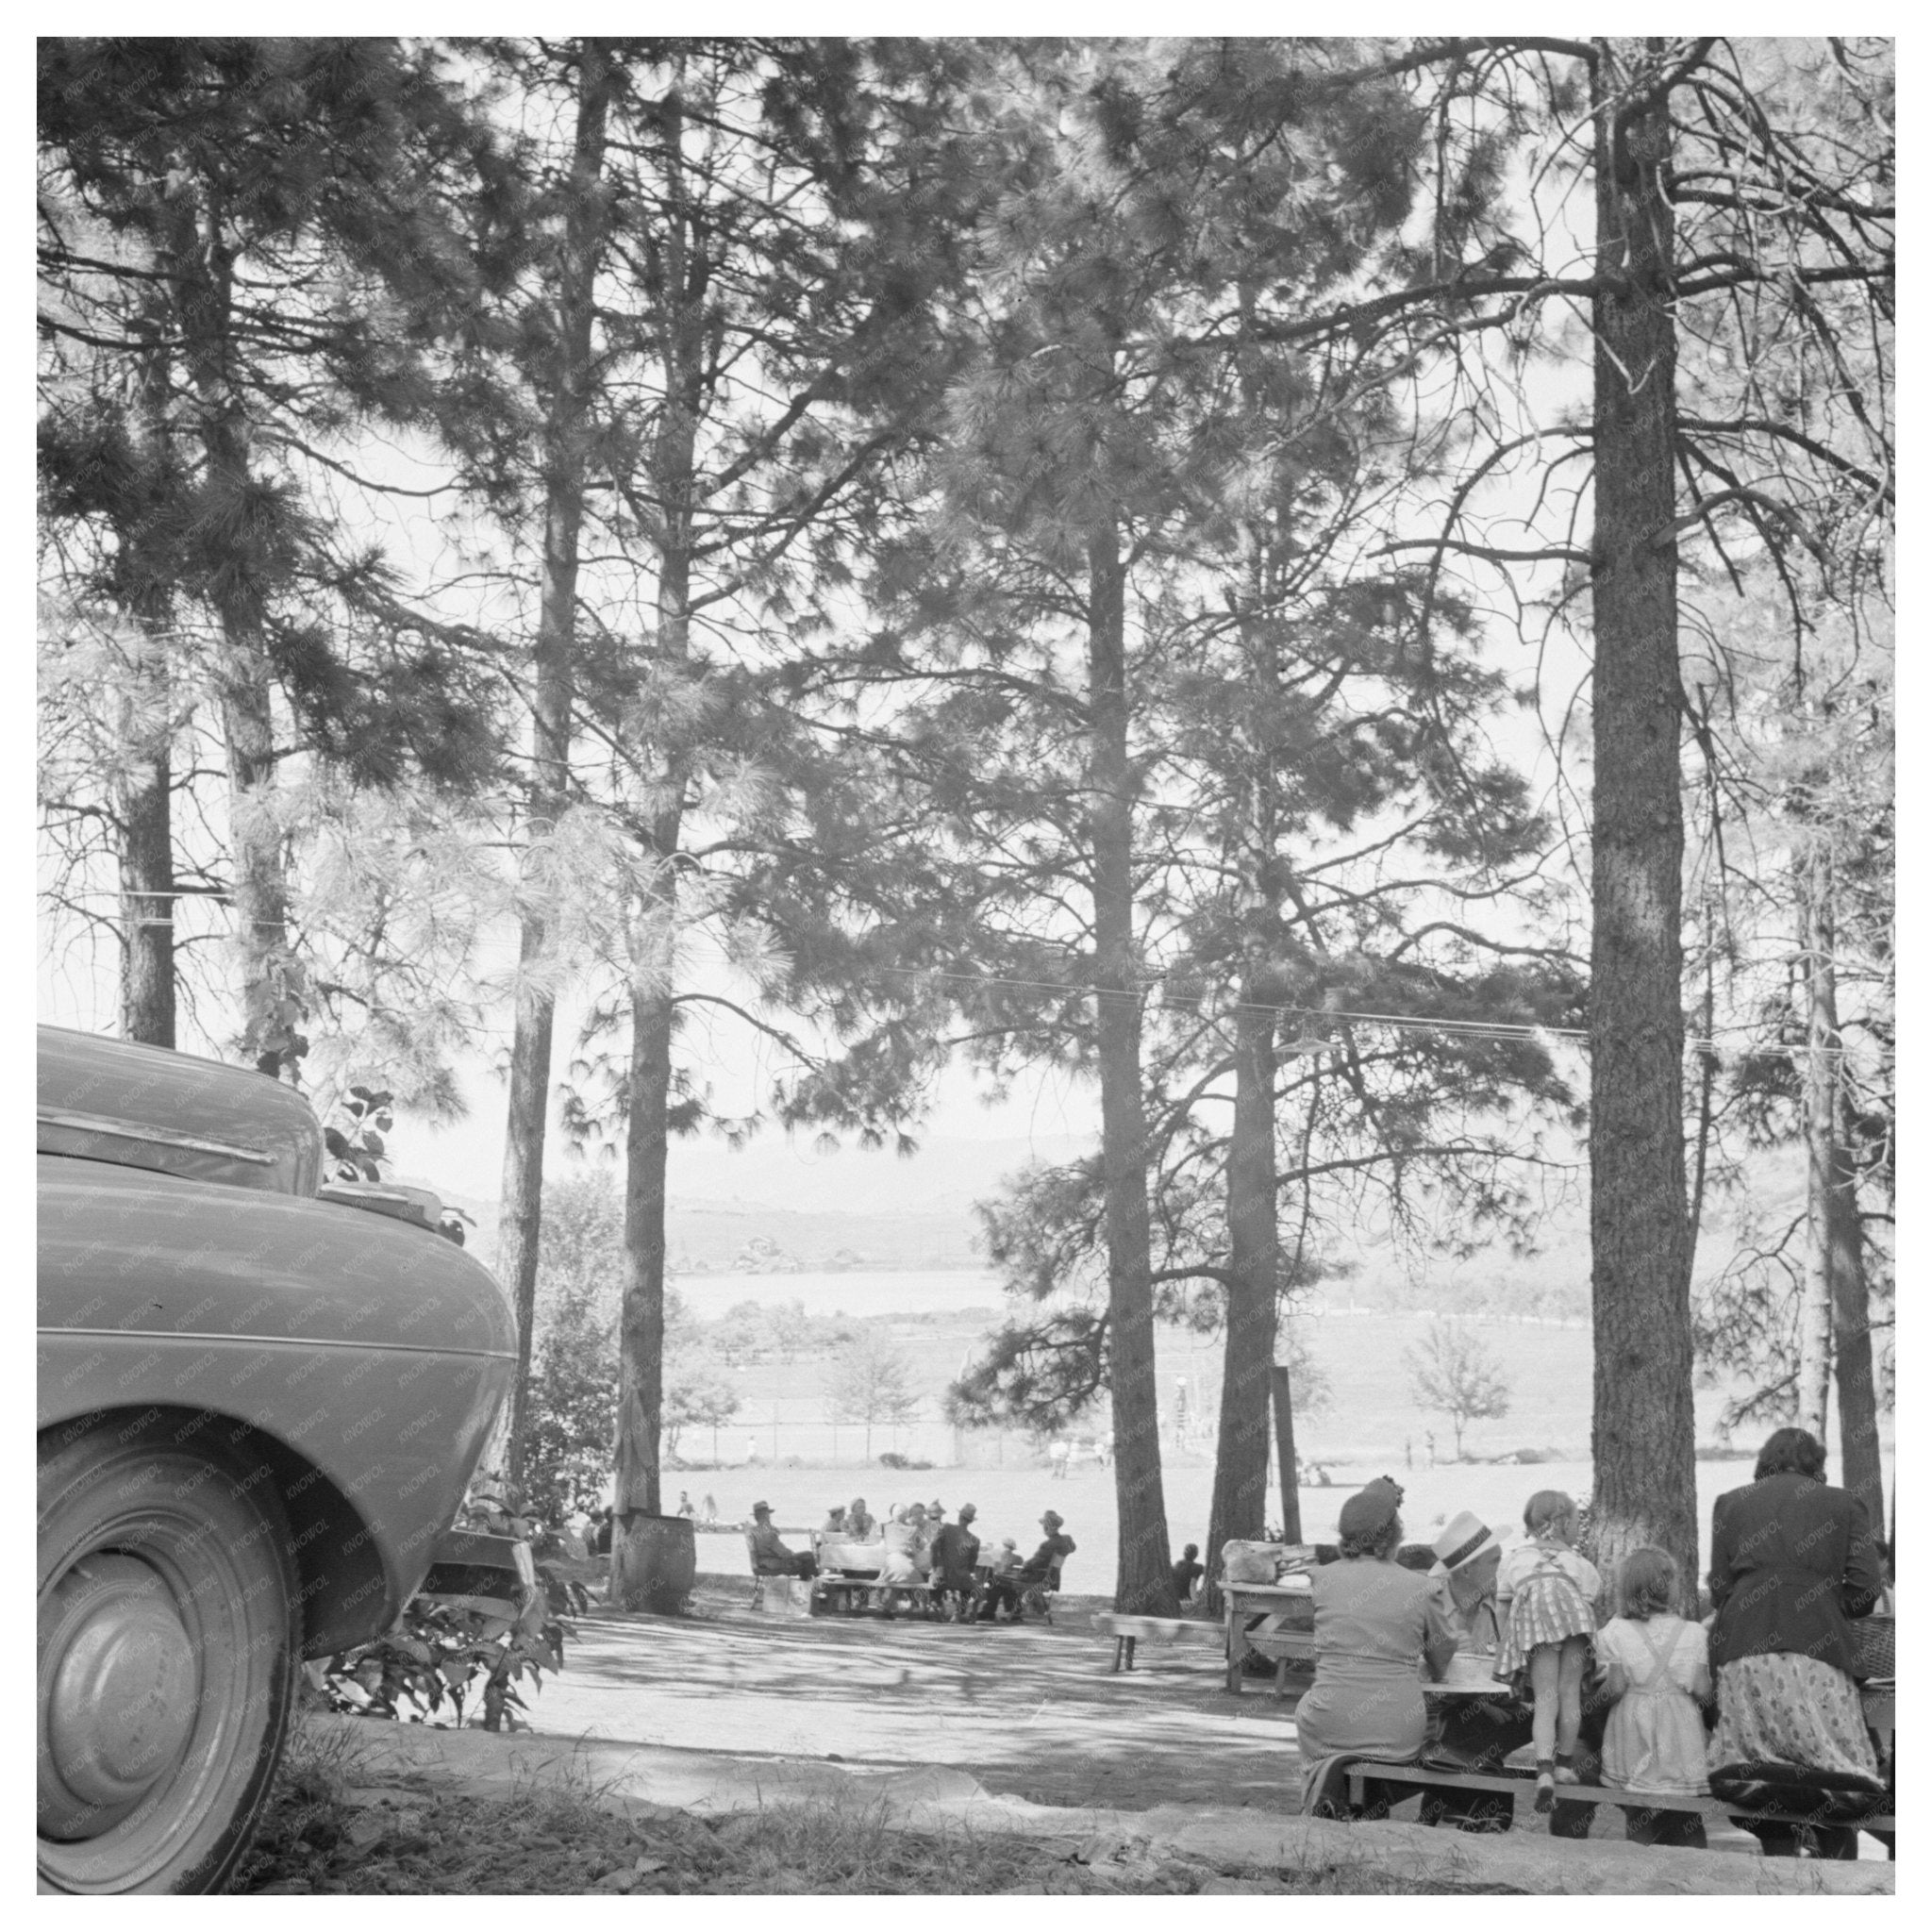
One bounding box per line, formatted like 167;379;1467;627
1041;1509;1063;1528
1429;1510;1499;1575
1337;1482;1401;1543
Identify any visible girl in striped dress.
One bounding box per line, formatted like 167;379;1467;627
1495;1491;1603;1812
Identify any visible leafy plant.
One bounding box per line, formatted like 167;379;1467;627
320;1082;472;1243
323;1085;393;1183
324;1559;578;1733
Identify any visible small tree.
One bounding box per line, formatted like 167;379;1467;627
523;1277;617;1521
824;1332;922;1459
1280;1324;1333;1422
1403;1320;1512;1460
765;1299;812;1367
711;1301;768;1370
665;1364;741;1464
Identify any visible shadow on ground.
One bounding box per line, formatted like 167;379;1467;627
533;1581;1294;1814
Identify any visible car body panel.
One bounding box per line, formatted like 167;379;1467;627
38;1024;324;1198
37;1046;516;1657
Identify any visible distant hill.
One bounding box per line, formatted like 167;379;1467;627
430;1131;1810;1316
666;1202;982;1273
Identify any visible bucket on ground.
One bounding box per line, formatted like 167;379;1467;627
611;1509;696;1613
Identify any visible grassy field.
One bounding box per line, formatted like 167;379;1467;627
665;1268;1829;1469
651;1269;1892;1589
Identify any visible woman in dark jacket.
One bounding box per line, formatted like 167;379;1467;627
1707;1426;1885;1856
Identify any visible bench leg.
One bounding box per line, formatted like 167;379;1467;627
1274;1658;1289;1700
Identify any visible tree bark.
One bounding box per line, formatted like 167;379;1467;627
497;42;615;1488
1829;1087;1884;1529
613;68;698;1598
1086;515;1178;1616
1205;971;1280;1608
1586;40;1698;1608
1797;841;1884;1524
173;178;300;1081
1204;342;1285;1614
113;614;177;1049
1795;845;1835;1441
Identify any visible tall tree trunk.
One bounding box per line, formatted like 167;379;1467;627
175;177;300;1081
113;615;177;1048
1205;317;1285;1615
1086;516;1178;1616
613;71;698;1595
167;177;301;1090
1586;40;1698;1607
1795;845;1835;1440
497;42;615;1489
114;331;181;1050
1205;988;1280;1612
612;902;676;1561
1798;842;1884;1523
1829;1086;1883;1529
164;172;304;1080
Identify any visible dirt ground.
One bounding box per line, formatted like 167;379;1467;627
237;1583;1890;1894
533;1581;1299;1813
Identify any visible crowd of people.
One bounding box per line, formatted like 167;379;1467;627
1292;1426;1891;1856
744;1494;1076;1622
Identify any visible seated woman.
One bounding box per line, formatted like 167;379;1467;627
1296;1480;1457;1817
1707;1425;1886;1858
874;1503;931;1613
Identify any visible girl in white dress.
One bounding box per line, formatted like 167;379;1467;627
1598;1546;1711;1849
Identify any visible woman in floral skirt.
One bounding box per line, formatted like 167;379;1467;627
1707;1426;1887;1857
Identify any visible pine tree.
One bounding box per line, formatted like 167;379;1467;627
38;38;504;1074
435;42;992;1600
908;41;1573;1610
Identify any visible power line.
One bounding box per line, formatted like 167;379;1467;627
36;887;1872;1063
874;963;1867;1063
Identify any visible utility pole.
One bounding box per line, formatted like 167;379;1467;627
1271;1364;1302;1543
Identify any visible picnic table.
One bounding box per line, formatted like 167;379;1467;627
810;1536;944;1616
1222;1577;1318;1695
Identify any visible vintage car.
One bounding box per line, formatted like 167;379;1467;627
36;1025;516;1894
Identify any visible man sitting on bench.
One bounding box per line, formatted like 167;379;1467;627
929;1501;982;1617
1421;1510;1607;1838
1013;1509;1074;1618
748;1500;817;1579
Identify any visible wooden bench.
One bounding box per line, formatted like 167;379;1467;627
1094;1612;1224;1672
1338;1761;1896;1847
813;1575;939;1617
